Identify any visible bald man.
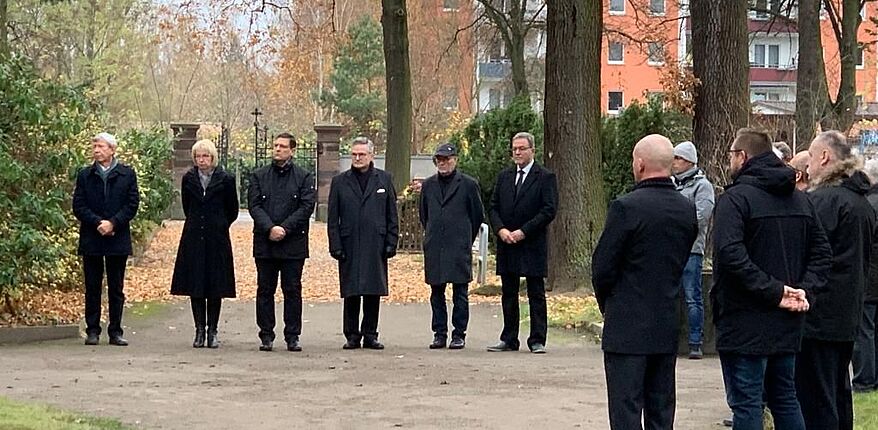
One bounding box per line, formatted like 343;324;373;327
790;151;810;191
592;134;698;429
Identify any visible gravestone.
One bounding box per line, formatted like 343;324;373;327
314;124;345;221
169;123;200;220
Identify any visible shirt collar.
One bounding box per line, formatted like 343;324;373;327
517;159;535;175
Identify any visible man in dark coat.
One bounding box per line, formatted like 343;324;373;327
713;128;831;429
248;132;316;352
797;130;876;429
419;143;484;350
328;136;399;350
73;132;140;346
854;159;878;393
487;131;558;354
592;134;698;430
171;139;239;349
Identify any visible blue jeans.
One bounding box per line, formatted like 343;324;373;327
680;254;703;347
720;353;805;430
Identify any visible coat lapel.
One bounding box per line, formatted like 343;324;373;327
441;174;462;206
361;169;381;204
344;170;364;200
514;164;540;204
202;169;224;200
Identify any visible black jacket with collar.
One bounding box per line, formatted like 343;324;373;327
247;161;316;260
73;161;140;256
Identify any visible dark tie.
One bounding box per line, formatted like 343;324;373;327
515;169;525;197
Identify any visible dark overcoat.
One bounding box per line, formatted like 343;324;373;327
248;162;316;260
73;161;140;256
419;171;485;285
592;178;698;355
170;167;239;298
489;162;558;277
327;167;399;298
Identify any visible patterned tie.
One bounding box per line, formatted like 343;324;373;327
515;169;525;197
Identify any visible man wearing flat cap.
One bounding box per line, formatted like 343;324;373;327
419;143;485;350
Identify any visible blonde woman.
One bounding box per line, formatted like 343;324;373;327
171;140;239;348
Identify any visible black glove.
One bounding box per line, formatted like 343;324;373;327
331;250;347;261
383;246;397;259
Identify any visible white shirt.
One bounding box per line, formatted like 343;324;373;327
515;159;535;186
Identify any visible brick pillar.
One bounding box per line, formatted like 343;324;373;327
169;123;201;220
314;124;345;221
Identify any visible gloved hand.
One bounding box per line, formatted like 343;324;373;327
383;246;397;259
330;250;347;261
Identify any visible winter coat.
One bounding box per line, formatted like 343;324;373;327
419;170;485;285
866;185;878;303
674;166;715;255
248;161;316;260
73;161;140;256
327;167;400;298
711;152;831;355
592;177;698;355
170;167;239;298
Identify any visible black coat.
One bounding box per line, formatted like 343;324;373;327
806;168;876;341
73;161;140;256
419;170;485;285
711;152;831;355
327;167;400;298
489;163;558;277
170;167;239;298
592;178;698;355
866;186;878;303
248;162;316;260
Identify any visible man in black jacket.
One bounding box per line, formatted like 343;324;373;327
592;134;698;429
487;131;558;354
713;128;831;429
854;159;878;393
73;132;140;346
797;130;876;429
419;143;484;350
248;132;316;352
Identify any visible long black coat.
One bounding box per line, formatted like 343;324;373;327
73;161;140;256
419;171;485;285
489;163;558;277
711;152;831;355
807;167;876;342
248;162;316;260
170;167;239;298
592;178;698;355
866;185;878;303
327;167;399;298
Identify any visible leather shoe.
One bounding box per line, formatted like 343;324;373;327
363;339;385;350
448;338;465;350
108;336;128;346
206;331;219;349
530;343;546;354
259;339;273;352
193;330;206;348
84;334;99;346
342;340;361;350
486;341;517;352
429;337;446;349
287;340;302;352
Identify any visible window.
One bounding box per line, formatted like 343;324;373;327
650;0;665;15
443;0;459;11
648;42;664;65
608;41;624;64
768;45;780;68
489;89;501;109
609;0;625;14
488;38;505;61
768;93;781;101
443;90;459;110
753;92;767;101
608;91;624;113
856;95;864;107
752;44;780;67
857;44;865;68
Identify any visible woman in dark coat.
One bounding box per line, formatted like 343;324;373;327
171;139;239;348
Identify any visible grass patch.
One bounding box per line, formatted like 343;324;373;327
855;390;878;430
126;301;170;319
0;396;131;430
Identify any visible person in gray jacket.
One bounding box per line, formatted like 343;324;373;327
672;141;716;359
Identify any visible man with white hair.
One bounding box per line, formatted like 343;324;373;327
73;132;140;346
855;158;878;394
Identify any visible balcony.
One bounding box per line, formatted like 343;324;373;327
750;67;798;83
479;61;511;80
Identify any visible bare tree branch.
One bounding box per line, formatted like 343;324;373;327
437;10;486;70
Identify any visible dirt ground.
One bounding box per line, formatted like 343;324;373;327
1;301;730;429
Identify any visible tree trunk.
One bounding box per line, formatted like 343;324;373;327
544;0;604;293
507;0;529;98
795;0;827;149
381;0;413;192
691;0;750;185
0;0;7;57
823;0;860;133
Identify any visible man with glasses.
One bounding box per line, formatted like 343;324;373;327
487;131;558;354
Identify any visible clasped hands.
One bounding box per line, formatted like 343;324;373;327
269;226;286;241
779;285;810;312
498;228;525;244
97;220;115;236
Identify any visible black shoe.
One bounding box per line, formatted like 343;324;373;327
342;340;361;350
108;336;128;346
206;331;219;349
193;330;206;348
486;341;517;352
287;340;302;352
259;339;273;352
722;415;733;427
530;343;546;354
448;338;465;350
84;334;99;346
363;339;385;350
429;337;446;349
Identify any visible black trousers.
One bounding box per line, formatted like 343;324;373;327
255;258;305;343
83;255;128;337
604;352;677;430
796;338;854;430
499;275;547;350
430;283;469;340
190;298;222;331
343;295;380;343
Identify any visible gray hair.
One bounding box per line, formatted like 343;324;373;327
92;132;118;149
351;136;375;154
511;132;534;148
864;159;878;184
773;141;792;160
814;130;853;161
191;139;219;168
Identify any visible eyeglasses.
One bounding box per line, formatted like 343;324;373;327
511;146;532;153
728;149;744;154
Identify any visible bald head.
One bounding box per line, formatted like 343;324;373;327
632;134;674;182
790;151;810;191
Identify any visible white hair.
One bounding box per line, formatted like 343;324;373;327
351;136;375;154
93;132;118;149
864;158;878;184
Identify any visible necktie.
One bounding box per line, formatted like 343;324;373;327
515;169;525;197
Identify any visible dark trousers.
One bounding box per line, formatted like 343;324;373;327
796;338;854;430
190;297;222;332
255;258;304;343
853;302;878;390
499;275;547;350
720;352;804;430
343;295;380;343
604;352;676;430
430;283;469;340
83;255;128;337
